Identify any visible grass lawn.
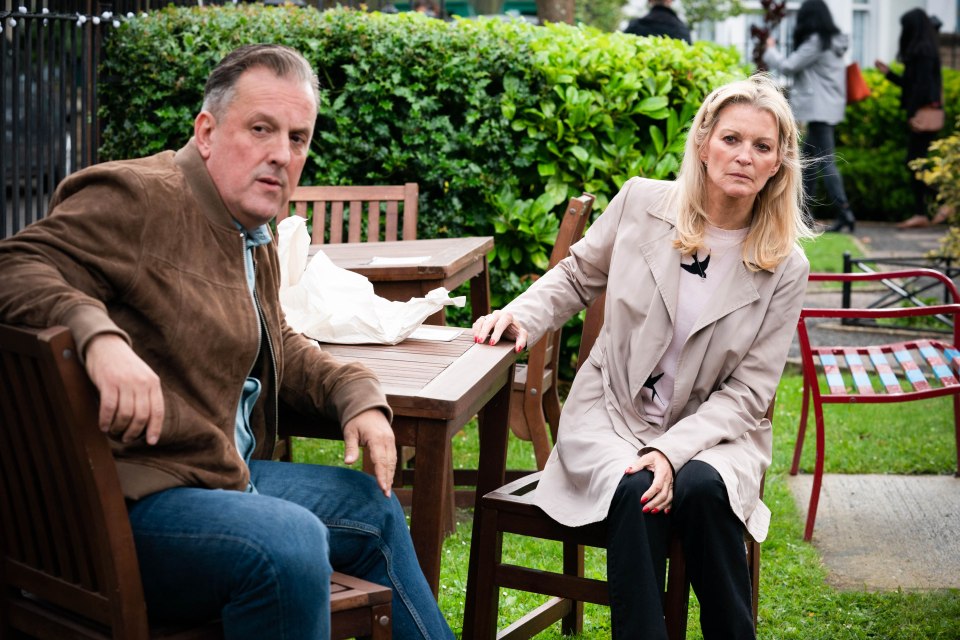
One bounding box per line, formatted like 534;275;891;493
801;229;863;274
292;231;960;638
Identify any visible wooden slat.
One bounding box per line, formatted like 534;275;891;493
330;202;345;243
348;201;362;243
385;200;398;241
367;200;382;243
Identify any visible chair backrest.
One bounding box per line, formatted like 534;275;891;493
0;324;153;639
509;193;594;464
531;192;595;390
280;183;419;244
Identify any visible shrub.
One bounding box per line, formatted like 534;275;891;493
912;113;960;258
99;5;746;369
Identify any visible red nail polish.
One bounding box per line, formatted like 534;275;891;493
642;506;650;513
641;496;648;503
624;467;631;474
489;338;495;345
651;508;659;514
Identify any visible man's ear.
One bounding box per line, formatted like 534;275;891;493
194;111;215;159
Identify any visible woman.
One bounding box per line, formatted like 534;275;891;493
876;8;947;229
763;0;854;232
473;75;814;639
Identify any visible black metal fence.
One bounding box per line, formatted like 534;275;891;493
841;252;959;332
0;0;396;239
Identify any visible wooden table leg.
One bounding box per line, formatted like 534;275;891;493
462;364;514;636
409;419;453;597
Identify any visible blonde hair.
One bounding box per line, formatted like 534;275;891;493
671;74;816;271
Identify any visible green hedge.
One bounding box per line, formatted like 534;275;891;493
99;5;745;375
834;66;959;221
100;5;744;293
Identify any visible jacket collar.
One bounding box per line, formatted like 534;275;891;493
638;191;762;331
174;138;274;239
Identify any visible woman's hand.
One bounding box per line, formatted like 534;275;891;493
875;60;889;74
626;449;674;514
472;310;528;352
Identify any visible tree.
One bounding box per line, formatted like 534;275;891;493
679;0;744;30
574;0;623;32
749;0;786;70
536;0;574;24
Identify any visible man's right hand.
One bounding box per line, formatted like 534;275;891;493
84;334;164;445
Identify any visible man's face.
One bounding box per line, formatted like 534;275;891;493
195;66;316;230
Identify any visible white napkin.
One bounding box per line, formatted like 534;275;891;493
277;216;465;345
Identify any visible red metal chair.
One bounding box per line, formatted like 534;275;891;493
794;269;960;541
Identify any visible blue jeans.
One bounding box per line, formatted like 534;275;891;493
127;460;453;639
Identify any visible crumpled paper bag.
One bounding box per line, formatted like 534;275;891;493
277;216;465;344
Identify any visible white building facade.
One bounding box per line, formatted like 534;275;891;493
623;0;958;69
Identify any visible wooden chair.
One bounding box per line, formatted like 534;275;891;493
462;298;769;639
0;324;392;640
510;193;594;469
794;269;960;541
274;183;418;462
279;184;419;243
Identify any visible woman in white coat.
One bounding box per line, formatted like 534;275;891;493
474;75;814;640
764;0;854;232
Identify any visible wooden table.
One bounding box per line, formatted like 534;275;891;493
312;237;494;324
279;326;516;596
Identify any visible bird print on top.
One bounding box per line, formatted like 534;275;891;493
681;251;710;278
643;371;665;406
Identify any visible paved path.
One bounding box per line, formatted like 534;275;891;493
785;220;958;592
787;474;960;590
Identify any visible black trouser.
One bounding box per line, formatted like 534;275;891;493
606;460;755;640
803;121;850;212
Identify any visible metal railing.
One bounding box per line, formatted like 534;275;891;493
841;252;959;332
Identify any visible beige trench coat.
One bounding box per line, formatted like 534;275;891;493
504;177;809;542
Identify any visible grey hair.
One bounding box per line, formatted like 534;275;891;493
201;44;319;118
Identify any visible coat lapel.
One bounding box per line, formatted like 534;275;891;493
637;204;681;328
689;259;761;335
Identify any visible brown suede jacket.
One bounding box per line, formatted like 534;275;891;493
0;140;391;499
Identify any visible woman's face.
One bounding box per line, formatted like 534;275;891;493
699;103;782;206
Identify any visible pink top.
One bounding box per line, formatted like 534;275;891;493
640;224;750;425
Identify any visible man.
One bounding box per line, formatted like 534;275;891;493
0;44;453;640
624;0;692;44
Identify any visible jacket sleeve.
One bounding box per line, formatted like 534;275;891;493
762;36;823;75
643;250;810;471
0;165;155;356
503;178;642;347
278;323;393;428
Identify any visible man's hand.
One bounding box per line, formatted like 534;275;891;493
343;408;397;498
84;333;164;445
625;449;674;514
